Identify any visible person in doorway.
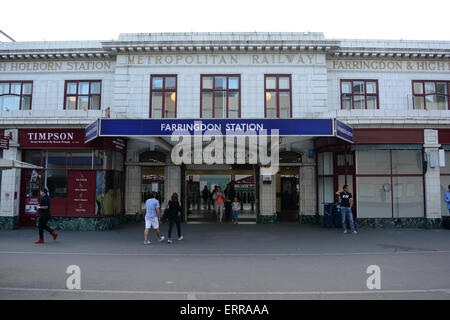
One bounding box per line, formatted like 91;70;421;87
336;185;357;234
202;185;211;210
213;186;225;223
166;192;184;244
224;184;235;222
144;192;165;244
445;185;450;214
34;188;58;244
232;196;240;224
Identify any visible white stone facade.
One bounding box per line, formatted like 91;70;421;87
1;33;449;224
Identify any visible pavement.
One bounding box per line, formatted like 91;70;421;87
0;222;450;300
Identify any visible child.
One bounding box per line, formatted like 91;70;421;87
232;197;240;224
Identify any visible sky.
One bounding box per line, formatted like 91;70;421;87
0;0;449;42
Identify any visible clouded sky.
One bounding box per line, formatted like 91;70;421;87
1;0;449;42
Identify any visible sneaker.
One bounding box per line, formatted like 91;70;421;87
178;236;183;241
51;232;58;241
34;238;44;244
158;236;165;242
144;240;151;245
352;231;358;234
343;230;348;234
167;239;173;244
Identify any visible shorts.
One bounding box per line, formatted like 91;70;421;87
145;217;159;229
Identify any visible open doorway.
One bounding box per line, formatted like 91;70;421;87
276;167;300;222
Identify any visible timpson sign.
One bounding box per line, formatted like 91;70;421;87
19;129;84;148
328;59;450;72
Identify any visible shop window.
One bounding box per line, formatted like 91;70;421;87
441;150;450;216
70;150;93;169
265;75;292;118
150;75;177;118
0;81;32;111
24;150;41;166
317;152;334;215
64;80;101;110
341;80;379;110
201;75;240;118
45;170;67;198
43;151;67;169
356;149;424;218
115;152;123;171
412;81;450;110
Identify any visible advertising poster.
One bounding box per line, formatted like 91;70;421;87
67;171;96;216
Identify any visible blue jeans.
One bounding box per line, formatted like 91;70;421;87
232;210;239;221
168;217;181;239
341;207;355;232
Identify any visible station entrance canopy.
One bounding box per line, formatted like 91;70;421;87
85;118;353;143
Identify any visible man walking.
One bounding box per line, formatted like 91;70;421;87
445;185;450;214
336;185;357;234
144;192;165;245
34;188;58;244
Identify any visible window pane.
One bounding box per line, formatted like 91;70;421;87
442;151;450;174
228;91;239;118
436;82;447;94
21;96;31;110
89;95;100;110
317;153;324;175
90;81;101;94
0;83;9;94
202;77;213;89
214;76;226;90
323;152;333;175
266;77;276;90
353;81;364;94
353;95;365;109
366;96;377;109
0;95;20;111
10;82;21;94
393;176;424;218
392;150;422;174
66;96;77;110
66;82;77;94
78;82;89;94
102;150;114;170
24;151;41;166
413;82;423;94
22;83;32;95
164;92;176;118
426;95;447;110
425;82;435;94
165;77;176;89
266;91;277;118
279;91;290;118
279;77;290;89
71;150;93;169
341;81;352;94
356;150;390;174
152;77;163;89
115;152;123;171
151;92;163;118
414;96;425;109
45;170;67;198
201;92;213;118
214;91;225;118
44;151;67;169
342;95;352;110
228;77;239;90
356;176;392;218
78;96;89;110
366;82;377;94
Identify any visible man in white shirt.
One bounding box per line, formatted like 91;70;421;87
144;192;165;245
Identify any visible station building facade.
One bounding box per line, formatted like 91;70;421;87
0;32;449;230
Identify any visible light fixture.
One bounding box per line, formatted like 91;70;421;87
170;92;176;102
265;92;271;101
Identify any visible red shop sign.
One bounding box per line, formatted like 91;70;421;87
19;129;86;148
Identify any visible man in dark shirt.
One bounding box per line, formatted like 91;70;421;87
34;188;58;244
335;184;357;234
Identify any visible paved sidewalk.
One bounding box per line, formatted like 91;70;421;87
1;223;449;299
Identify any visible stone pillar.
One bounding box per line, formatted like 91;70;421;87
258;168;277;223
299;163;317;223
0;129;21;229
423;129;442;226
164;166;181;207
125;165;141;215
